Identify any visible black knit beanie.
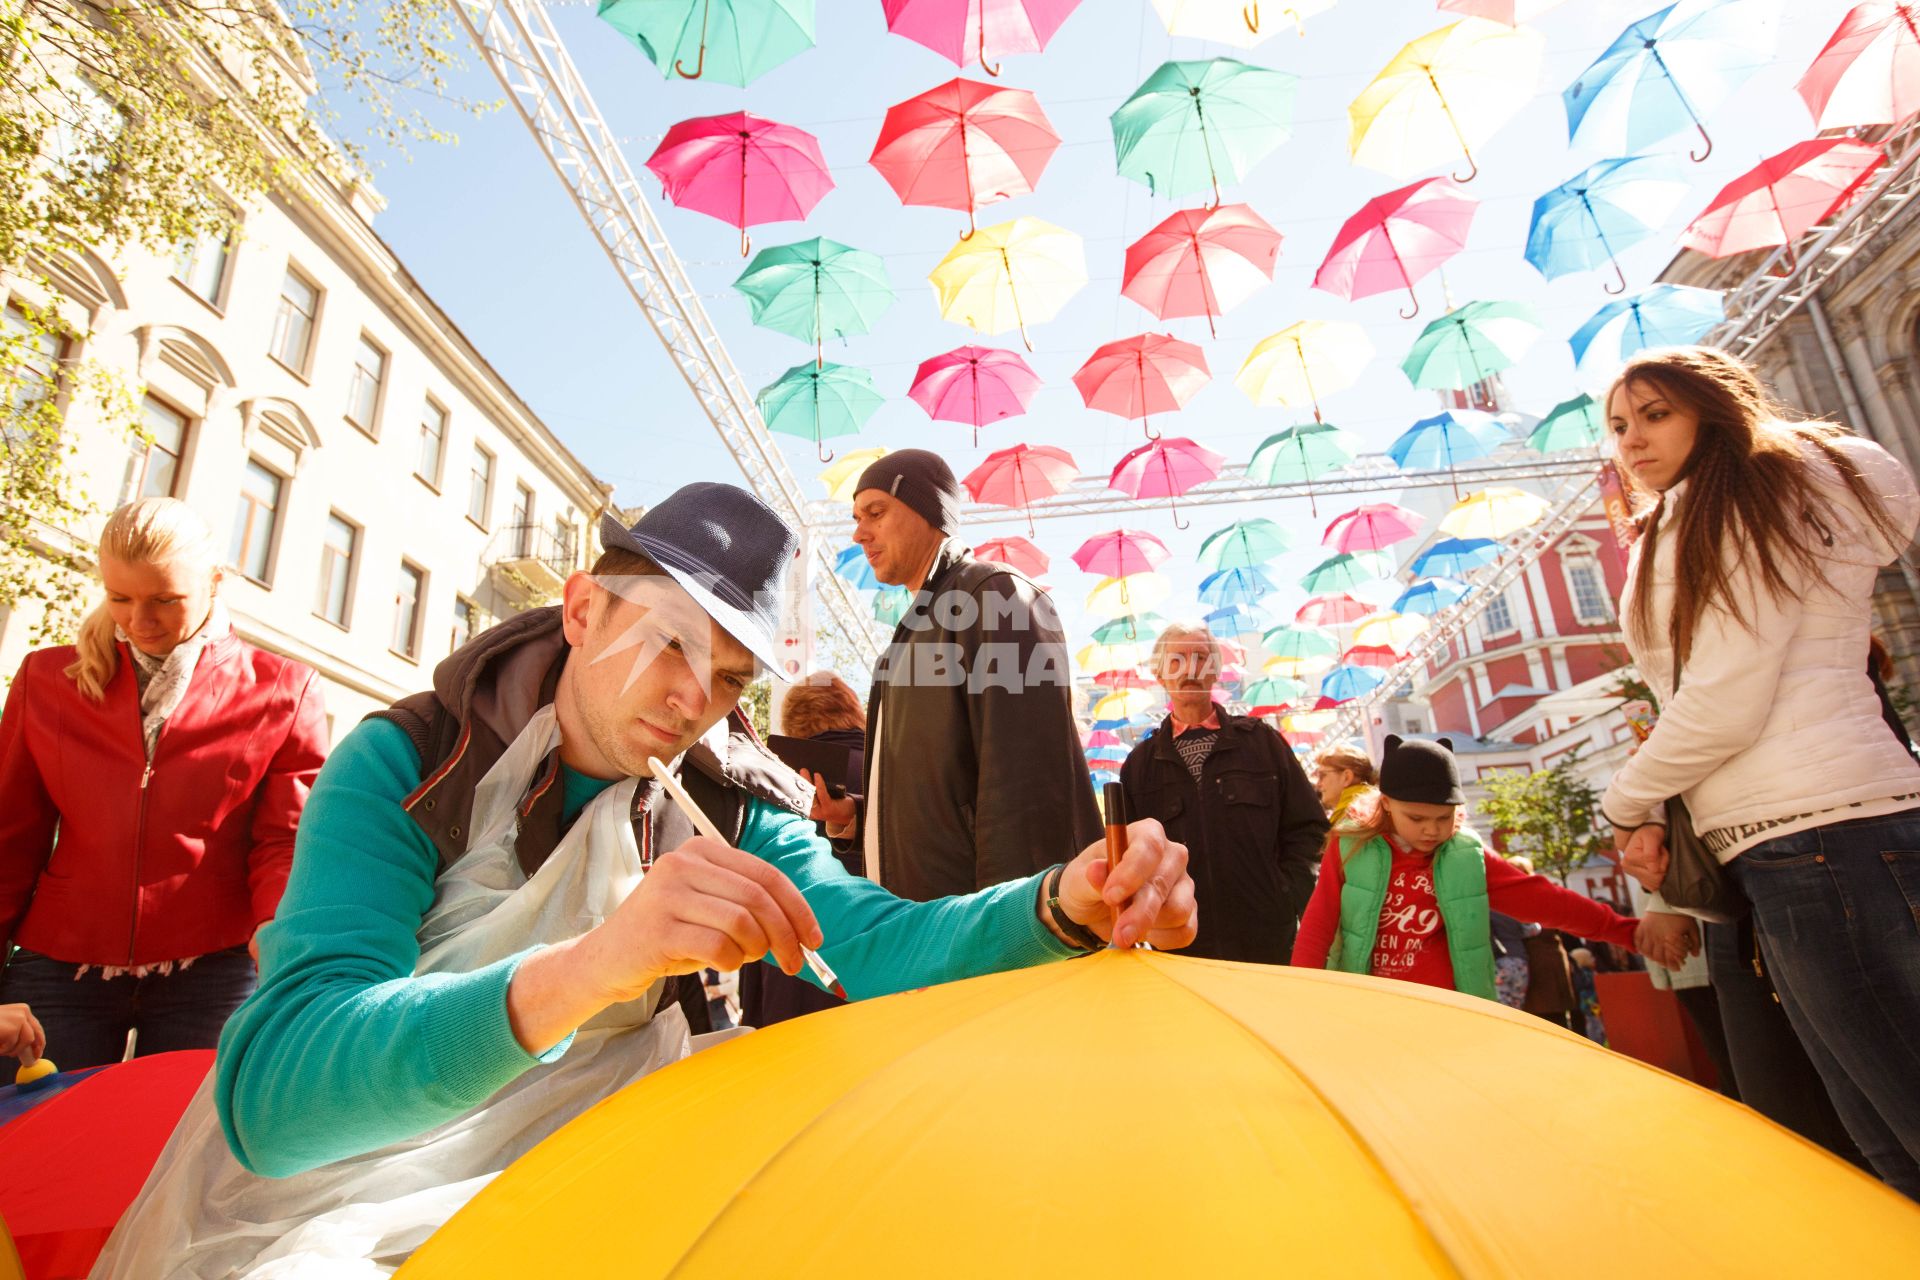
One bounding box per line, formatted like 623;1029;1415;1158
1378;734;1463;806
854;448;963;534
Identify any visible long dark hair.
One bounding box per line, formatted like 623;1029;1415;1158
1609;347;1899;668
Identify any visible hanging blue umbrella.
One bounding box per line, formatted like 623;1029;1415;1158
833;543;878;589
1569;284;1726;370
1204;604;1263;635
1321;663;1390;703
1198;566;1278;609
1091;717;1131;732
1563;0;1782;162
1386;410;1509;494
1392;577;1470;616
1411;537;1502;577
1525;155;1691;294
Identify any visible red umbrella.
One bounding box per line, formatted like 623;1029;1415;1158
882;0;1083;76
1108;436;1226;531
963;443;1078;536
1296;593;1372;626
908;345;1041;446
1121;204;1281;338
1341;643;1401;669
1679;138;1885;265
1072;334;1210;441
1322;502;1426;553
1089;671;1155;692
0;1051;213;1279
973;534;1050;577
1312;177;1477;319
646;111;834;255
1797;3;1920;129
871;79;1060;236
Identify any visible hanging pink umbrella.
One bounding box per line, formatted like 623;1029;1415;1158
1072;528;1170;579
1072;334;1210;441
1797;3;1920;129
973;533;1050;577
1121;204;1281;338
1322;502;1426;553
871;79;1061;236
1089;670;1155;691
1679;138;1886;266
1108;436;1226;531
882;0;1083;76
909;345;1042;446
1313;177;1477;319
1296;594;1372;626
1341;643;1401;669
963;443;1078;536
646;111;834;256
1437;0;1566;23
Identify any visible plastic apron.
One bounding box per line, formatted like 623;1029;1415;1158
93;705;720;1278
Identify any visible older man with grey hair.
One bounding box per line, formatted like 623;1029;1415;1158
1118;621;1328;963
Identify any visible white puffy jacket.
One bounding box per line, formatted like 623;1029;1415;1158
1601;434;1920;860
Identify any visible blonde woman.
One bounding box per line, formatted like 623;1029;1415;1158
0;498;327;1068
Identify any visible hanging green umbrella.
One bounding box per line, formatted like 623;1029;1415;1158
734;237;894;368
1198;517;1295;572
1299;550;1393;596
1111;58;1298;206
873;584;913;626
598;0;816;86
756;361;883;463
1243;675;1308;709
1247;422;1359;517
1260;623;1340;662
1528;392;1606;453
1398;300;1541;391
1092;612;1166;645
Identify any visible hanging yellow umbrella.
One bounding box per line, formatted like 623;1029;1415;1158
1262;652;1334;679
1085;572;1171;617
1282;707;1338;734
1090;688;1159;721
1350;609;1428;651
817;446;889;502
1348;17;1544;182
403;951;1920;1278
1441;485;1551;539
1235;319;1375;422
1150;0;1337;46
1078;640;1145;673
928;217;1087;351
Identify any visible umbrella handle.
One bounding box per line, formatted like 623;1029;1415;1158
978;19;1001;76
818;438;835;464
1244;5;1259;34
1688;123;1713;163
1604;255;1628;295
740;226;750;258
673;0;710;79
1398;291;1421;320
1144;417;1161;442
1450;150;1479;184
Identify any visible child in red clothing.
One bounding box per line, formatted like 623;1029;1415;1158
1291;735;1640;1000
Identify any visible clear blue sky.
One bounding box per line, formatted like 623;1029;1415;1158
346;0;1858;653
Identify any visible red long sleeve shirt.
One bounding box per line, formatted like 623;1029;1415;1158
1291;834;1639;992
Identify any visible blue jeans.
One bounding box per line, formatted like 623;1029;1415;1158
0;945;256;1070
1728;809;1920;1200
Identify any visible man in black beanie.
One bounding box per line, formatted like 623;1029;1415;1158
805;449;1101;901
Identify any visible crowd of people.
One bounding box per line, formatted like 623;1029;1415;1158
0;344;1914;1272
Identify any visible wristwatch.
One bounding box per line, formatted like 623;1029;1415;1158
1043;864;1107;952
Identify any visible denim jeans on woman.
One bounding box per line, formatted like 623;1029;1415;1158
1727;809;1920;1200
0;946;255;1070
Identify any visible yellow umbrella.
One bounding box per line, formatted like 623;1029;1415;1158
1283;707;1338;734
1441;485;1551;539
1235;319;1375;421
402;952;1920;1278
1085;573;1170;617
928;217;1087;351
1263;652;1334;679
1091;688;1158;721
1348;17;1544;182
1351;610;1428;651
817;447;889;502
1150;0;1337;46
1078;640;1145;673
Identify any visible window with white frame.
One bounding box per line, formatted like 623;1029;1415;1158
1565;557;1613;625
3;304;63;433
269;266;320;373
172;229;232;307
345;333;387;434
230;458;285;583
124;395;188;501
1480;587;1515;637
393;561;426;658
468;443;494;528
510;482;534;555
452;596;477;651
417;399;447;486
316;512;358;626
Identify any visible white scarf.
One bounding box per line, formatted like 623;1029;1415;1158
117;598;231;760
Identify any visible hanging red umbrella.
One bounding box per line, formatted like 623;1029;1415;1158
1072;528;1171;579
646;111;834;256
909;345;1042;447
1121;204;1282;338
1322;502;1426;554
882;0;1083;76
1072;333;1210;441
1107;436;1226;531
1679;137;1886;266
963;443;1078;536
1797;3;1920;130
1312;177;1478;319
1296;593;1372;626
1089;671;1155;691
1341;643;1401;669
871;78;1061;236
973;533;1050;577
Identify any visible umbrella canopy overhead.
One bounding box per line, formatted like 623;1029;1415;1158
929;216;1087;350
1112;58;1298;205
1398;301;1540;392
870;78;1061;235
973;534;1049;578
732;237;893;366
1151;0;1338;45
1300;550;1394;595
908;345;1042;446
1393;577;1470;616
1073;334;1211;440
1073;528;1171;579
1529;393;1606;453
832;543;879;589
1526;154;1691;293
1313;177;1478;319
1122;204;1282;337
1108;435;1226;529
1798;2;1920;129
963;442;1078;535
1086;574;1170;618
1296;593;1373;626
1679;137;1885;262
873;584;914;625
1442;486;1552;539
1262;622;1340;661
1386;409;1508;473
1323;503;1425;554
646;111;834;254
755;361;883;461
598;0;816;86
881;0;1083;73
1349;17;1544;182
1198;517;1295;571
1411;536;1502;577
1350;610;1428;652
1569;284;1726;370
817;447;888;502
1236;320;1373;420
1247;421;1360;517
1198;565;1278;609
1321;662;1390;702
1438;0;1566;22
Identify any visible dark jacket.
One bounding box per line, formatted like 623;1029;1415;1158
1118;707;1327;964
0;633;327;966
857;539;1100;901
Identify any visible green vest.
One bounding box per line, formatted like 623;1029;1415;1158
1325;832;1497;1001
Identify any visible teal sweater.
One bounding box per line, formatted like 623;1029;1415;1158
216;720;1076;1177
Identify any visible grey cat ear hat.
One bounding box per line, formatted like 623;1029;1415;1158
1377;734;1463;806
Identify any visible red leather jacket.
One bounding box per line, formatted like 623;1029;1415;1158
0;633;328;966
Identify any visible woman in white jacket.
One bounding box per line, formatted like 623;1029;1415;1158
1606;346;1920;1200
